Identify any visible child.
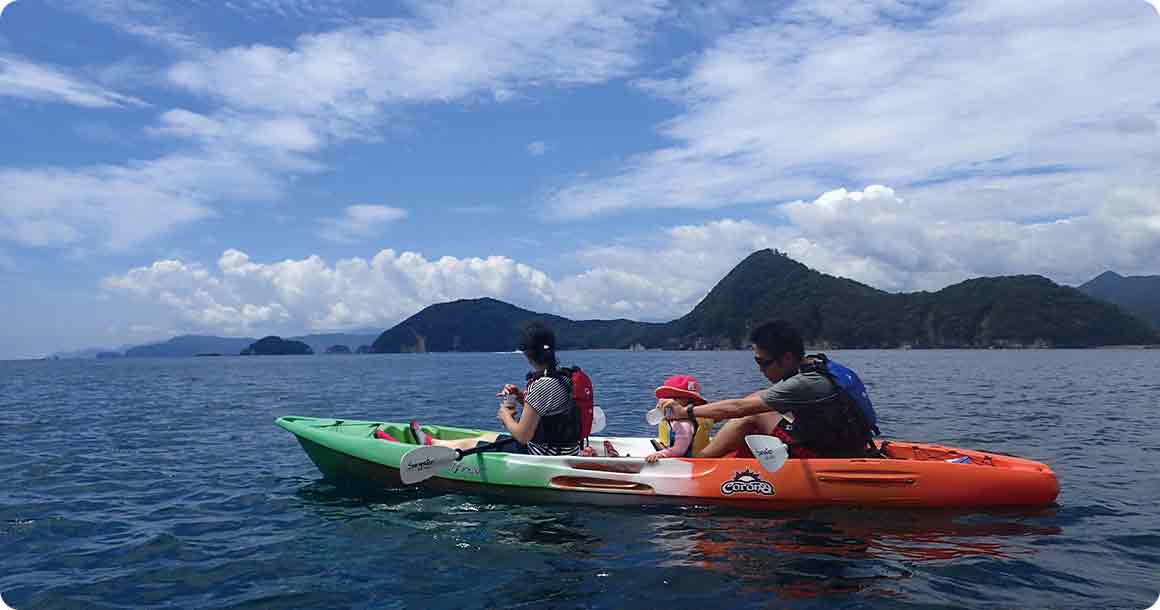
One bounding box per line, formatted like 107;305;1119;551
646;374;710;463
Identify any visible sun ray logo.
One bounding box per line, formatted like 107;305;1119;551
720;469;775;496
0;1;17;19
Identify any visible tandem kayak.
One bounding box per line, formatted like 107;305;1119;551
276;416;1059;510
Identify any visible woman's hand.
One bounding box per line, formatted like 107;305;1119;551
645;451;664;463
497;384;524;403
496;403;516;422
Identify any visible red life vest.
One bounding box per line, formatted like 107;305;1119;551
569;367;595;440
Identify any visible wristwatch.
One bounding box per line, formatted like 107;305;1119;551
686;404;696;420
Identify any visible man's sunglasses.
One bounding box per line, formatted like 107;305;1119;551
754;356;778;369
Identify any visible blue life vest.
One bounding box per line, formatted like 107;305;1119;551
817;357;879;435
792;354;880;453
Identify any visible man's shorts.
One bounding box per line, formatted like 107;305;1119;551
767;422;819;459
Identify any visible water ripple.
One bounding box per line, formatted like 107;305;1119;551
1;351;1158;609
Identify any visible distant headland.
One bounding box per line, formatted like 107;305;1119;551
50;250;1159;359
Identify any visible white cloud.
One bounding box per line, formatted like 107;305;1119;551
527;141;548;156
550;0;1160;220
0;56;147;108
0;151;281;250
98;181;1160;337
0;105;328;253
103;248;561;334
318;204;408;243
149;108;324;167
99;220;780;335
774;184;1160;290
168;1;668;130
217;0;355;20
3;1;670;252
56;0;203;52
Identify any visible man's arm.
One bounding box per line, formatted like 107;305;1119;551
670;394;770;421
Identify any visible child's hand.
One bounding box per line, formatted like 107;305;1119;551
645;451;664;463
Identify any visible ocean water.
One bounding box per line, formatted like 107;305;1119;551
1;350;1158;609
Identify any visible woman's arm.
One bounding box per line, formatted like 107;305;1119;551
499;402;540;444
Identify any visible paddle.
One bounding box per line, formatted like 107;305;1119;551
590;406;607;435
399;440;504;485
745;434;789;474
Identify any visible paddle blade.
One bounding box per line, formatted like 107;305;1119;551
645;407;663;426
745;435;789;474
399;446;458;484
590;406;607;434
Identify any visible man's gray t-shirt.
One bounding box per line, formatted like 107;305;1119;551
759;371;840;414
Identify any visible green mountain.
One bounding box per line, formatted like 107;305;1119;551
289;333;379;355
1078;271;1160;329
51;346;127;359
371;297;666;353
670;250;1158;348
373;250;1158;351
241;336;314;355
118;332;378;357
125;335;256;357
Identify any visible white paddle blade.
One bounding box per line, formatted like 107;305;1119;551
399;446;458;484
745;435;789;474
589;406;607;434
645;407;663;426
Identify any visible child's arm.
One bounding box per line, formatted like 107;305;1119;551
657;420;695;458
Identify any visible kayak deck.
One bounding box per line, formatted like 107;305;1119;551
276;416;1059;510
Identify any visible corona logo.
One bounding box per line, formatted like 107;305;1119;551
721;469;775;496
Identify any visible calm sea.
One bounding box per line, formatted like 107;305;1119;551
2;350;1158;609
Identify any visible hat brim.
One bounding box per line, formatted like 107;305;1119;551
654;386;707;405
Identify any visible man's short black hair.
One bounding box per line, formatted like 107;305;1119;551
749;320;804;359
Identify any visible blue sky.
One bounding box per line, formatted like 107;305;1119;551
1;0;1158;359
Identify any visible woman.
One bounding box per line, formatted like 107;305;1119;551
411;322;584;456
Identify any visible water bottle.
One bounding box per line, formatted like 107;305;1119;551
646;405;672;426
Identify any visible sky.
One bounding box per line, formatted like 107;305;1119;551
0;0;1158;359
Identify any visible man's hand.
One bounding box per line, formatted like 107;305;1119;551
659;398;687;420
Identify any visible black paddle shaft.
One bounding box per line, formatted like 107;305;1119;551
455;441;499;460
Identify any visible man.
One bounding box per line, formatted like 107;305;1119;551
662;320;878;459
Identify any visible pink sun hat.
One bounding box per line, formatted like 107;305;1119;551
654;374;708;405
